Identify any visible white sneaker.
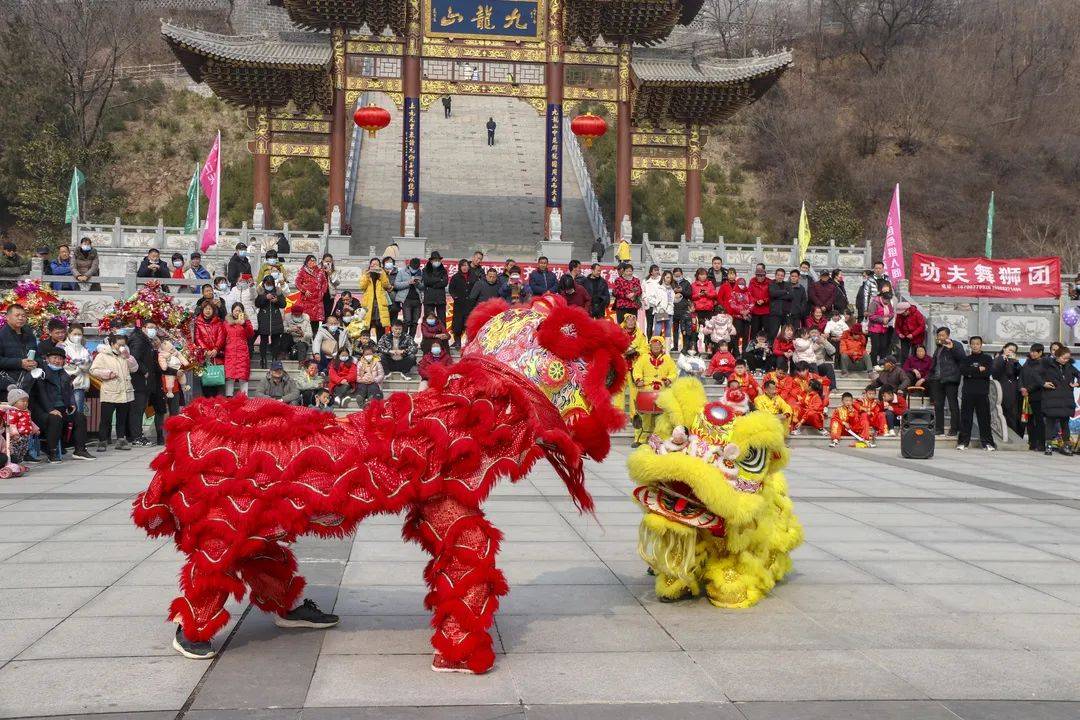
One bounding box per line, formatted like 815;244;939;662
985;445;997;452
829;440;839;448
955;444;967;451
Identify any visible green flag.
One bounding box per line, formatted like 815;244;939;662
984;191;995;258
64;167;85;224
184;164;201;233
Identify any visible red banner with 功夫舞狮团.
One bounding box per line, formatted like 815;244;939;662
909;253;1060;299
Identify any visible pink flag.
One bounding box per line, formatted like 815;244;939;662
883;183;905;280
199;132;221;252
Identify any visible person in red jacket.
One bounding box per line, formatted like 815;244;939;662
879;386;908;433
690;268;717;323
803;306;827;333
719;271;752;351
706;341;736;384
855;385;888;436
772;324;795;373
830;392;875;447
327;352;358;406
747;263;772;340
611;264;643;324
791;379;827;434
223;302;255;397
893;301;926;361
192;302;226;398
729;359;760;400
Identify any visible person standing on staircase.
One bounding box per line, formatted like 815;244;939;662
486;117;496;146
442;96;452;118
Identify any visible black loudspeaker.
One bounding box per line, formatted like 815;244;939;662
901;408;935;459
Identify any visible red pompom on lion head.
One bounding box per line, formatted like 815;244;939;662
465;295;629;461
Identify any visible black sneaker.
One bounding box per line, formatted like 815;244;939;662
132;437;154;448
71;449;96;461
45;455;61;464
172;626;215;659
273;598;339;629
96;443;107;453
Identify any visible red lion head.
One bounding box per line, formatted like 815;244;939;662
464;295;629;462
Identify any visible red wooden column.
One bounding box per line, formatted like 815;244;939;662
614;41;632;240
543;0;565;239
400;0;422;235
327;27;347;225
684;124;703;242
252;107;271;227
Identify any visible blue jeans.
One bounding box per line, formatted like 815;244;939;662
73;389;86;415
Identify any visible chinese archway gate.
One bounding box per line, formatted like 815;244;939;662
163;0;790;241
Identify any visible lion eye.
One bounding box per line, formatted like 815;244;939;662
737;446;766;474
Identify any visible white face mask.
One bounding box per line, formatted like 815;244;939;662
432;261;441;268
339;353;349;361
69;334;82;344
146;328;158;338
271;272;281;280
385;262;395;271
172;260;183;267
80;244;91;252
343;315;354;323
431;346;442;357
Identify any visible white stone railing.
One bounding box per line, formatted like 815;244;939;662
344;93;369;227
562;121;609;244
640;234;873;272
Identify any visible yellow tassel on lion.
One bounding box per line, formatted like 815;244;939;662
627;377;803;608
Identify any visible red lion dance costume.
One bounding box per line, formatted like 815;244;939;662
132;296;628;674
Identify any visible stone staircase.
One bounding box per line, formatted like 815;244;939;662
350;94;595;261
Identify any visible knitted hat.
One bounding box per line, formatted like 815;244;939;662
7;385;28;405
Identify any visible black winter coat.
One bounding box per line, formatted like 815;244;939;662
255;290;287;335
127;328;156;393
1020;356;1047;401
136;258;170;280
469;279;502;303
448;269;477;304
788;285;808;322
226;255;253;286
932;341;966;383
422;264;448;304
0;324;38;373
1039;360;1080;418
581;275;611;318
960;351;994;396
768;281;792;317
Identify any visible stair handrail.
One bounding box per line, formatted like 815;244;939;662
344;92;368;226
562;120;609;245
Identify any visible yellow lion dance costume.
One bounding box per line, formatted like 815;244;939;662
627;377;803;607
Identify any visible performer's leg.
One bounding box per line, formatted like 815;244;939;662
237;541;306;617
169;542;243;646
405;495;507;674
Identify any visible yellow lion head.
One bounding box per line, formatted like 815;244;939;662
627;377;790;529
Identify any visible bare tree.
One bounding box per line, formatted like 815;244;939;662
20;0;142;148
825;0;955;72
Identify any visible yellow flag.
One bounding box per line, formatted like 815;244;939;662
797;201;812;262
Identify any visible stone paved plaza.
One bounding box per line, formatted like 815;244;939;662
2;443;1080;720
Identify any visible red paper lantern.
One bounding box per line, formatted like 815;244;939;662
570;113;607;147
353;104;391;138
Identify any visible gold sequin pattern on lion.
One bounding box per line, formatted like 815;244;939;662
627;377;803;607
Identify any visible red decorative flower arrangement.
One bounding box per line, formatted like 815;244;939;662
98;281;191;335
0;280;80;338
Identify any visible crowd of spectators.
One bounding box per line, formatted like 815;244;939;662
1;237;1076;461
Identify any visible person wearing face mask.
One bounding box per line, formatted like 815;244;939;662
61;324;91;413
73;237;101;291
359;258;391;341
354;345;384;408
313;315;351;373
382;256;400;322
394;257;425;337
257;249;290;293
31;347;94;461
296;254;329;334
328;349;358;407
376;319;418;378
866;281;895;365
125;321;163;447
499;266;532;306
447;259;478;348
420;311;451;355
422;251;449;325
223;303;255;397
193;302;227;398
417;341;453;391
226;242;252;286
255;277;287;369
169;252;187;285
321;253;341;320
283;306;313;361
90;332;139;452
295;359;326;406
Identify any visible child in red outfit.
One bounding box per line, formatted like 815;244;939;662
879;387;908;433
728;360;760;400
0;387;35;475
829;392;875;447
855;386;888;436
791;379;827;434
707;341;736;384
772;324;795;373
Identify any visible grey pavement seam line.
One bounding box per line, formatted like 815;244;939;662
174;603;255;720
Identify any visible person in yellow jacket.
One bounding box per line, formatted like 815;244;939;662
631;336;676;447
615;313;648;415
358;258;392;339
754;379;793;432
615;237;632;263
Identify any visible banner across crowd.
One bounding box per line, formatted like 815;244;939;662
909;253;1061;298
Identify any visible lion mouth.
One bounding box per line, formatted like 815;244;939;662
632;482;724;535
